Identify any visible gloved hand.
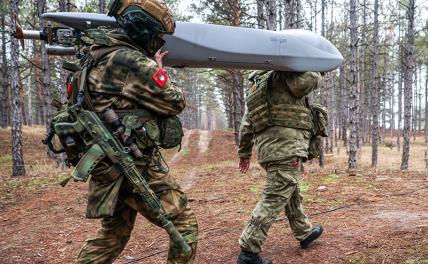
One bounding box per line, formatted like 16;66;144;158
239;158;251;173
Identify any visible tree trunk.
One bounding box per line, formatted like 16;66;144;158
400;0;415;171
359;0;368;146
38;0;53;131
98;0;106;13
348;0;359;172
417;66;422;132
26;75;33;126
412;69;417;141
256;0;266;29
371;0;379;167
57;0;69;105
20;78;28;126
1;0;8;128
284;0;297;29
278;1;283;30
58;0;66;10
321;0;325;36
425;65;427;143
10;0;26;176
231;69;244;145
327;73;335;153
390;65;395;140
397;14;403;151
339;64;347;146
266;0;276;30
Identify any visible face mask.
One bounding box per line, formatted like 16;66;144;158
119;9;166;56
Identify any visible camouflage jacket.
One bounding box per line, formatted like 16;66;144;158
238;71;321;164
83;29;186;218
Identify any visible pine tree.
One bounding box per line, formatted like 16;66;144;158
10;0;25;176
1;0;8;128
371;0;380;167
401;0;416;171
348;0;359;172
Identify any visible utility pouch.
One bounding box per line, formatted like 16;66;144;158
307;103;328;160
311;103;328;137
158;116;184;149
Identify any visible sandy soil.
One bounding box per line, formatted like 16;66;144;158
0;127;427;264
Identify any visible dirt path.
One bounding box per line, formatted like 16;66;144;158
180;130;211;191
0;129;427;263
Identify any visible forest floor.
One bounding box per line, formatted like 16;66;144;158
0;126;428;264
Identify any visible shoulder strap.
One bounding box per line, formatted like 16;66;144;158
90;45;128;66
79;45;128;111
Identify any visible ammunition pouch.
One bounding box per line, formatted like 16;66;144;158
307;103;329;160
158;116;184;149
111;112;183;150
43;109;87;167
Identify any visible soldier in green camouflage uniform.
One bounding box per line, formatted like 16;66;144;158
237;71;324;264
75;1;198;263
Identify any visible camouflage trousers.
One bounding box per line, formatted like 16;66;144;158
239;159;312;253
76;155;198;264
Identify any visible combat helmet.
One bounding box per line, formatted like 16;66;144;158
107;0;176;55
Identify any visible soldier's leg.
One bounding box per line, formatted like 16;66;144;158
124;154;198;264
76;202;137;264
284;182;312;242
239;167;298;253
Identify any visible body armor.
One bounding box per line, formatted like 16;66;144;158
246;71;313;134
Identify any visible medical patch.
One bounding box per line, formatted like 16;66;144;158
153;68;168;87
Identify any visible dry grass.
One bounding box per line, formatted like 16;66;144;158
0;126;427;263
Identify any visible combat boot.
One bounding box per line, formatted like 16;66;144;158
237;250;273;264
300;225;323;249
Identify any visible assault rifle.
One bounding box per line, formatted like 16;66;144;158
14;12;343;72
52;102;192;257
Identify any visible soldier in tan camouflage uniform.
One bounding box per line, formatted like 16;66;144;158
75;1;198;263
237;71;324;264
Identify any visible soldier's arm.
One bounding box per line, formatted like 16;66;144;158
122;51;185;116
273;71;322;98
238;110;254;159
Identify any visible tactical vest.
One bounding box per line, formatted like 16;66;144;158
246;71;313;134
50;45;183;166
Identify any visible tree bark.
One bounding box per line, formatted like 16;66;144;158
339;64;347;146
1;0;8;128
284;0;297;29
256;0;266;29
425;65;427;143
38;0;53;131
26;75;33;126
327;73;335;153
417;67;422;132
389;63;395;140
397;13;403;151
10;0;26;176
371;0;379;167
98;0;106;13
266;0;276;30
359;0;368;146
348;0;359;172
401;0;415;171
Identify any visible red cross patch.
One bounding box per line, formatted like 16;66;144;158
67;82;73;98
153;68;168;87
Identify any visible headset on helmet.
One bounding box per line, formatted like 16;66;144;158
107;0;175;34
107;0;175;56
